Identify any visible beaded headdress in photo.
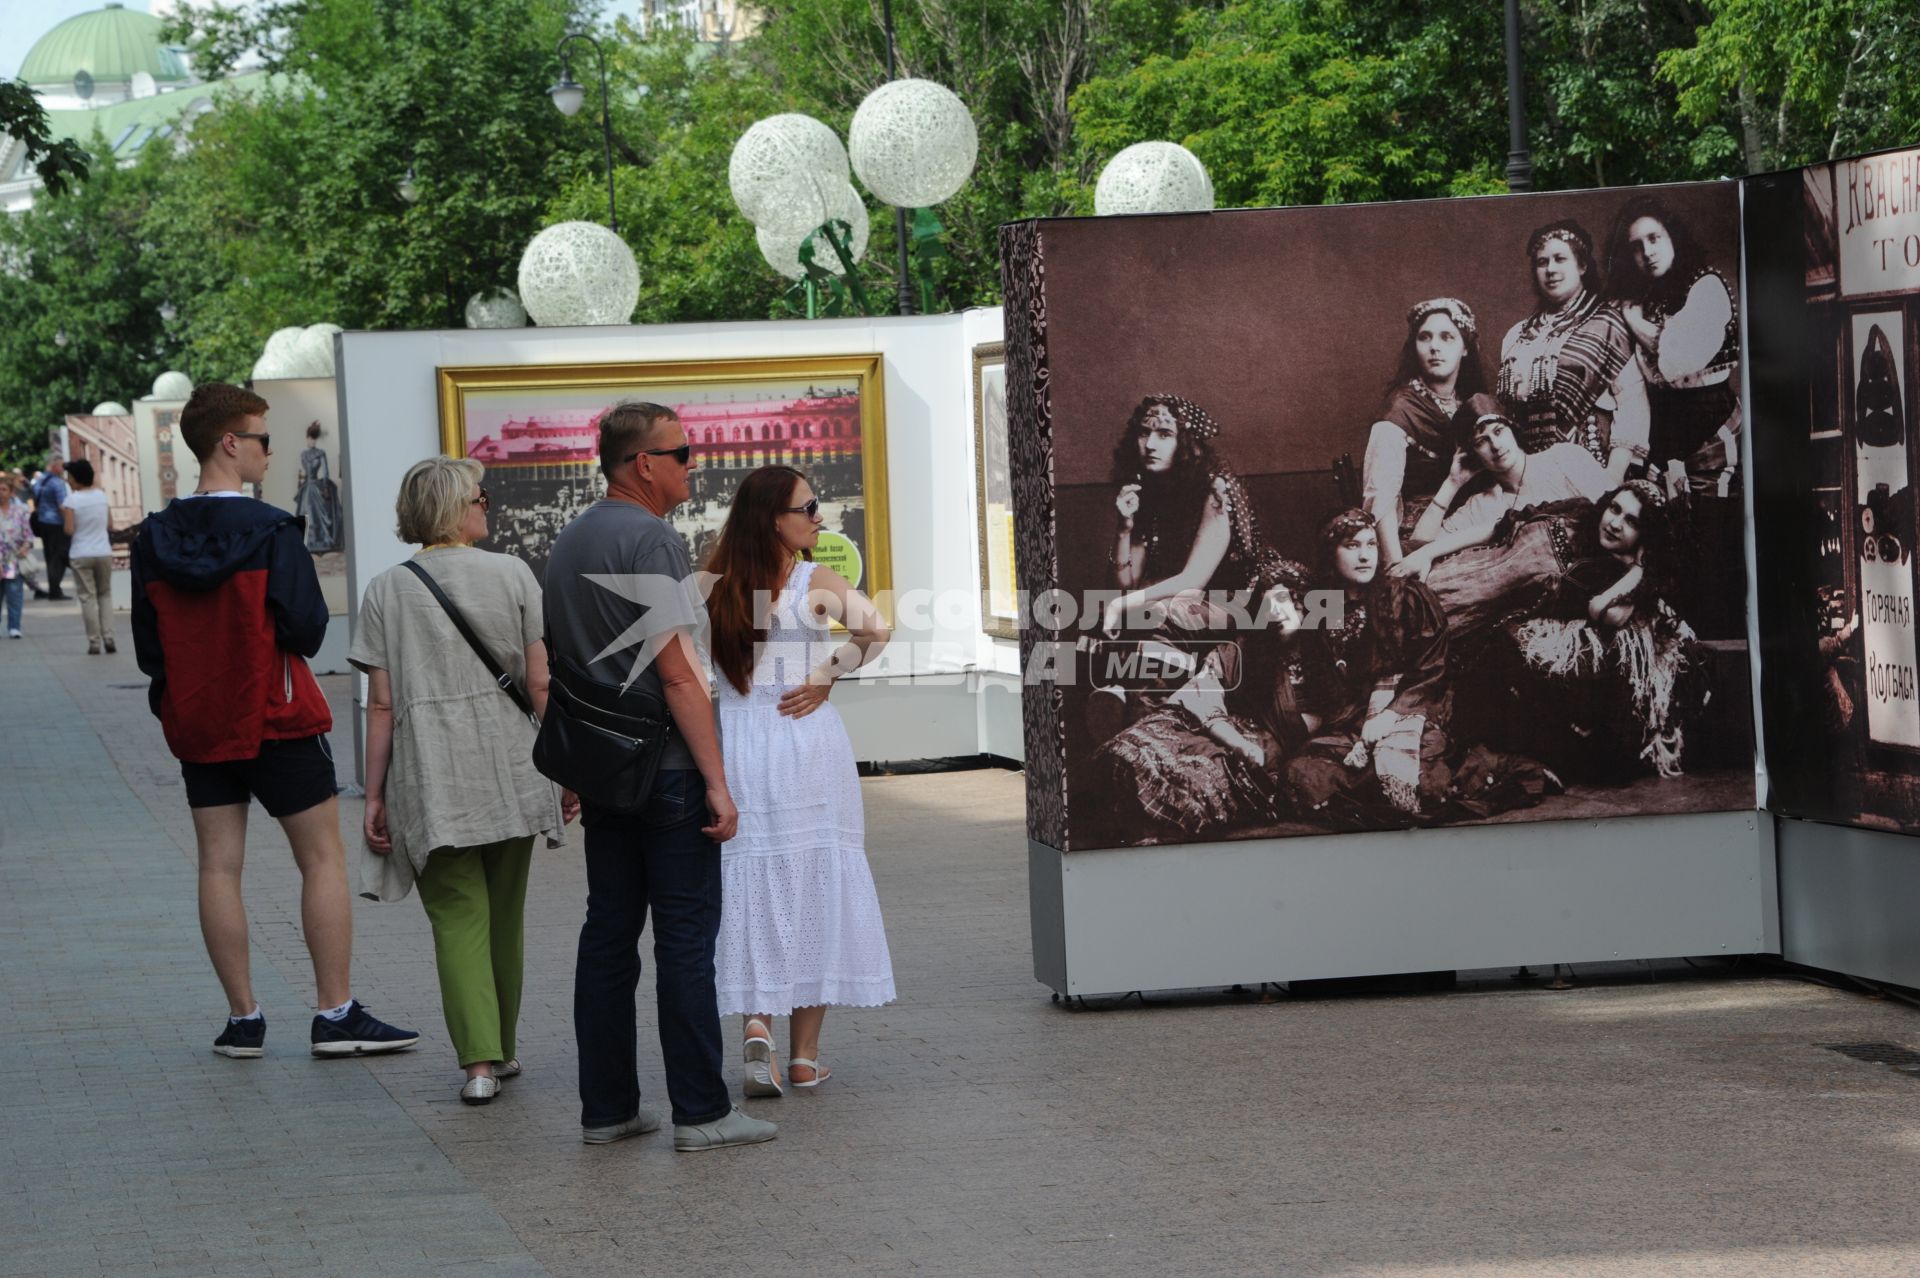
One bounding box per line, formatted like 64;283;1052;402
1318;508;1375;550
1620;478;1667;509
1145;394;1222;442
1406;297;1477;341
1525;219;1595;264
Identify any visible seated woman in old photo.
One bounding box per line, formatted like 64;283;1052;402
1389;394;1608;580
1498;218;1647;482
1420;477;1674;683
1100;394;1265;638
1091;550;1317;842
1606;196;1741;496
1361;297;1488;565
1286;510;1453;827
1490;480;1707;781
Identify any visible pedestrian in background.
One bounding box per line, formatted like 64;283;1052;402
0;475;30;637
61;459;116;654
352;456;573;1106
31;454;69;599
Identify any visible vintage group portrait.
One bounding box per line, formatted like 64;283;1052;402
1004;181;1756;851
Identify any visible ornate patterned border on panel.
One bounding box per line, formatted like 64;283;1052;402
1000;220;1069;850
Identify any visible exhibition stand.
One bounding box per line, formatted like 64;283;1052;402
305;144;1920;1006
1005;145;1920;1001
332;307;1009;776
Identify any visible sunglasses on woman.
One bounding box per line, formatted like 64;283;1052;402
472;486;490;512
782;497;821;519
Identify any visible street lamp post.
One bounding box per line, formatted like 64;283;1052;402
879;0;915;316
548;32;619;234
1503;0;1533;193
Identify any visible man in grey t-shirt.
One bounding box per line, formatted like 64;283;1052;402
544;401;776;1153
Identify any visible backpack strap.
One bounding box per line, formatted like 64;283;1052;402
400;559;536;723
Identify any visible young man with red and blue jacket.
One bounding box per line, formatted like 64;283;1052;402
133;381;416;1060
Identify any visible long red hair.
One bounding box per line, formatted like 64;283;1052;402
706;466;811;695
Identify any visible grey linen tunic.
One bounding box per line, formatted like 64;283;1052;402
349;546;563;902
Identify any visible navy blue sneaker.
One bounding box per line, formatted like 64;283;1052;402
213;1014;266;1059
310;1001;419;1057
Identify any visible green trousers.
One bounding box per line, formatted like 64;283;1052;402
414;835;535;1068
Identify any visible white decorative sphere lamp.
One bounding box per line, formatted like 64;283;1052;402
91;401;130;417
1094;141;1214;216
292;323;342;377
758;183;872;280
152;371;194;400
728;114;849;239
466;287;529;329
848;79;978;208
517;221;640;326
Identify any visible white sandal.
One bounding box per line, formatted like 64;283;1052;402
743;1019;782;1098
787;1057;831;1089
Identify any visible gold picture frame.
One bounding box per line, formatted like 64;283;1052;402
436;354;891;596
971;340;1017;640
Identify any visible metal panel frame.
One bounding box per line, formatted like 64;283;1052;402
1031;811;1777;997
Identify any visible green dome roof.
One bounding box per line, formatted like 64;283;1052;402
19;4;190;89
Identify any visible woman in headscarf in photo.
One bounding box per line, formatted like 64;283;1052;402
1101;394;1265;638
1091;550;1319;842
1606;196;1741;497
1286;510;1453;828
1390;394;1609;581
1497;219;1648;483
1361;298;1489;565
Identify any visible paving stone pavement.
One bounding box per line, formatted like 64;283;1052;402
9;598;1920;1276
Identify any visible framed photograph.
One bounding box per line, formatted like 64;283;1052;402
437;355;891;593
972;341;1017;640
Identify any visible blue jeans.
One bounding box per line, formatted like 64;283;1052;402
574;769;729;1129
2;577;20;631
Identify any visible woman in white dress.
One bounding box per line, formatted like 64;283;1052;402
705;465;895;1095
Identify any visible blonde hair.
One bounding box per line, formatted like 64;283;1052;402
396;456;485;546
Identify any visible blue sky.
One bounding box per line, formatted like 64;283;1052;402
2;1;648;81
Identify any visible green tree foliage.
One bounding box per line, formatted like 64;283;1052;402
0;79;90;196
1526;0;1742;187
7;0;1920;458
1069;1;1510;210
1660;0;1920;169
0;144;173;464
149;0;591;364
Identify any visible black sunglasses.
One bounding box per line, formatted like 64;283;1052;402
624;444;693;466
782;497;821;519
230;431;271;454
472;486;490;512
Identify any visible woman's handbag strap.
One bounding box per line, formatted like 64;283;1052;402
399;559;537;723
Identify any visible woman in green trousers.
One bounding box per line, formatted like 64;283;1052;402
351;457;575;1104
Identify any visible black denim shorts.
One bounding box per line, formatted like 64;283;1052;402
181;734;339;818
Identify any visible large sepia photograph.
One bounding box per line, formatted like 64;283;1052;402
1005;181;1755;852
436;356;890;592
1751;148;1920;833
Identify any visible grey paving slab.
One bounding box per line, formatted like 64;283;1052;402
10;596;1920;1275
0;605;546;1278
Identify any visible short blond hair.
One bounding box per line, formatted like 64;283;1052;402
396;456;485;546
